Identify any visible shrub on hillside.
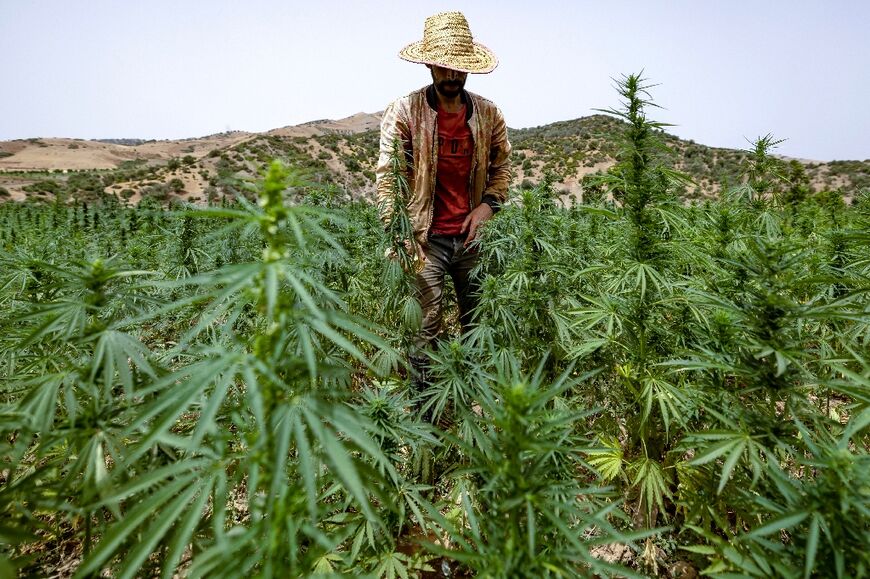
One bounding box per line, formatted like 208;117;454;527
23;180;61;195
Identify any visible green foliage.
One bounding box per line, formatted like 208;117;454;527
425;363;646;578
1;74;867;578
470;72;869;575
167;177;185;193
22;179;62;195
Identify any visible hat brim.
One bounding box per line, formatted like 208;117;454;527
398;40;498;74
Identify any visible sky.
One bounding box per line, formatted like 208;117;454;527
1;0;868;161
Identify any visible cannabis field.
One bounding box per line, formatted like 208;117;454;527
1;76;868;578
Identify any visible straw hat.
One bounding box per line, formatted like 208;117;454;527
399;11;498;74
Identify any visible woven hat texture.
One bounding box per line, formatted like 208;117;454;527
399;11;497;74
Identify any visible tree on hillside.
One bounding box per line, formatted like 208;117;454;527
168;178;185;193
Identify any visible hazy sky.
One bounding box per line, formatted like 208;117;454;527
2;1;867;161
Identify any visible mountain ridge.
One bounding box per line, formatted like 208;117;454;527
1;112;867;204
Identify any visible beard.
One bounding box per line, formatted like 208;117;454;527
432;74;465;98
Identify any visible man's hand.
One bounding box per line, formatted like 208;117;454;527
461;203;494;247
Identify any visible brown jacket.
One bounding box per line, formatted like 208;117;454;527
375;85;512;249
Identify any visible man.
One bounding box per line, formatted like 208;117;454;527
375;11;512;371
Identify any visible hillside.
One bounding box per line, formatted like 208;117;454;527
1;112;867;205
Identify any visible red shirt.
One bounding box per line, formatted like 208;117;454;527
430;104;473;235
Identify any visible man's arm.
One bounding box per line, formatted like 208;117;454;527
375;100;412;229
482;105;512;211
462;105;512;245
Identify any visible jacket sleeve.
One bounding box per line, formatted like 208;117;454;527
483;105;512;205
375;99;411;228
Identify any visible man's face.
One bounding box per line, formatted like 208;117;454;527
429;65;468;98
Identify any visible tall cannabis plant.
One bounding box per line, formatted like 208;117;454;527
424;360;643;578
568;73;697;529
377;138;423;367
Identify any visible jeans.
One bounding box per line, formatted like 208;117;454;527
412;233;480;352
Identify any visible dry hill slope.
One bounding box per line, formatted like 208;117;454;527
1;112;867;205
